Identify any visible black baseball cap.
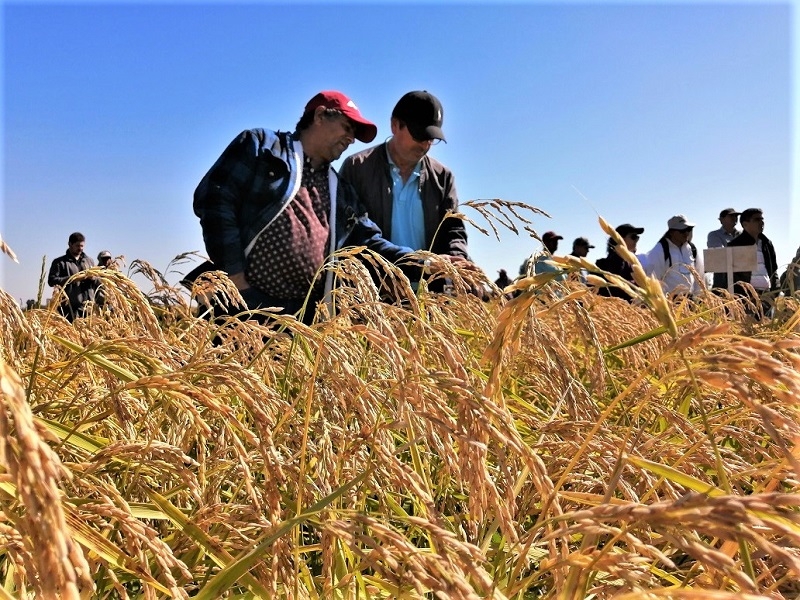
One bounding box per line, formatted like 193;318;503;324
542;231;563;242
392;91;446;142
719;208;740;219
616;223;645;237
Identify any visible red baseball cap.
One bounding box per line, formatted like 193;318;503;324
304;91;377;143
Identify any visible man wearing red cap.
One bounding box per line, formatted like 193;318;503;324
193;90;420;324
338;91;471;280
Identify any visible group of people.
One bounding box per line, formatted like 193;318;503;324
47;232;116;321
190;89;476;324
47;89;797;325
522;207;794;308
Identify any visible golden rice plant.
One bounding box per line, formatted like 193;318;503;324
0;210;799;599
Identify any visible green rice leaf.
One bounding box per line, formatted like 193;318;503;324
47;334;140;381
193;470;369;600
628;456;725;496
147;490;273;598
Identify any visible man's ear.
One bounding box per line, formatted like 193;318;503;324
313;105;327;124
390;117;401;136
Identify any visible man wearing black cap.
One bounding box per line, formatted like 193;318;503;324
519;231;564;278
339;91;470;278
569;237;595;259
595;224;644;300
193;90;420;324
706;208;741;289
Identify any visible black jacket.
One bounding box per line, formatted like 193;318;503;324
728;230;779;292
595;251;636;301
339;142;469;258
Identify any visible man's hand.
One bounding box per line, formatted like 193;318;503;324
229;272;250;291
439;254;481;272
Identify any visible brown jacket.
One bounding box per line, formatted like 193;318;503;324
339;143;469;258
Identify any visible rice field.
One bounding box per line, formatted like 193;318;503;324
1;211;799;599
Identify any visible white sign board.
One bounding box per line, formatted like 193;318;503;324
703;246;758;293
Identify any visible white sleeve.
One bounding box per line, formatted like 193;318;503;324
639;245;666;280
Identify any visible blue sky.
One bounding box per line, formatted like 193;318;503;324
2;0;796;303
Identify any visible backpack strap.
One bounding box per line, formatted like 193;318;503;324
661;237;697;266
659;238;671;266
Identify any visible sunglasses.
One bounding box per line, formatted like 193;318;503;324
626;234;640;241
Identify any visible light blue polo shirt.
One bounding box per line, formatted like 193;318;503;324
387;150;426;251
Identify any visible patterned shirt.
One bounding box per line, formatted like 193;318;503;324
245;156;331;298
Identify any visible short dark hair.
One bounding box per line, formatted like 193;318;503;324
740;208;763;224
68;232;85;244
295;107;346;134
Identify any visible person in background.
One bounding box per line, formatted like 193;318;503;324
193;90;435;325
781;245;800;295
639;214;703;295
47;232;97;321
728;208;778;301
519;231;564;277
542;230;561;256
569;237;595;284
706;207;741;289
97;250;116;269
494;269;512;288
569;237;594;258
95;250;117;308
595;223;644;301
339;90;472;284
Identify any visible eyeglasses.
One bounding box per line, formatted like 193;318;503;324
627;234;640;241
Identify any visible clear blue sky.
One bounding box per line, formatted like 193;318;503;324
2;0;797;303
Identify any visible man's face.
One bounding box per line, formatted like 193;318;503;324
388;118;434;166
668;228;693;246
68;240;85;258
623;232;640;252
544;239;559;254
573;244;589;258
720;214;738;232
742;213;764;237
311;111;356;164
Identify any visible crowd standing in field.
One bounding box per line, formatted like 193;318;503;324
41;91;798;324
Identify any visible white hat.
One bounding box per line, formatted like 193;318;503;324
667;215;695;230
